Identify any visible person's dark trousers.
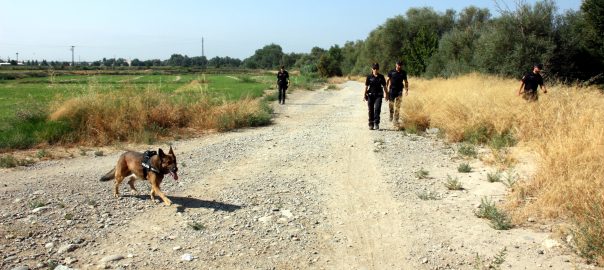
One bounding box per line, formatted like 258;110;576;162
278;85;287;104
367;95;382;127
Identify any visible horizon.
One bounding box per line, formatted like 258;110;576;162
0;0;582;62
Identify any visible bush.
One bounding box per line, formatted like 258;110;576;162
475;197;513;230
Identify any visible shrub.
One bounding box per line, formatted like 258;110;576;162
445;175;464;190
475;197;513;230
458;162;472;173
458;143;477;158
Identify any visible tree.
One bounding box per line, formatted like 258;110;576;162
243;44;284;69
317;45;344;77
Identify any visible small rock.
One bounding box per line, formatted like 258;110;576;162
10;266;29;270
543;238;561;249
54;266;73;270
31;206;51;214
57;244;77;254
537;249;544;255
181;253;194;261
281;210;294;219
258;216;273;224
64;257;78;265
173;246;182;251
421;257;428;264
45;242;54;249
99;255;124;263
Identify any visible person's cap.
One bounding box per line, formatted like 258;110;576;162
534;63;544;70
280;65;285;69
372;63;379;69
396;61;403;66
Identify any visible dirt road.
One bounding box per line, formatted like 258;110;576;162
0;82;595;269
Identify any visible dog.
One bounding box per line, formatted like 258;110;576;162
100;146;179;206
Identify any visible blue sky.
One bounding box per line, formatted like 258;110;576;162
0;0;582;62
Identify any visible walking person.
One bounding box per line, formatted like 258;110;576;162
364;63;388;130
386;61;409;124
277;65;290;104
518;63;547;101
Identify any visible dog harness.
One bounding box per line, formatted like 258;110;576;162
142;150;161;179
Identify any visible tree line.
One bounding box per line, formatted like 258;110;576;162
4;0;602;83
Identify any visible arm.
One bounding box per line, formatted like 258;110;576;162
518;78;525;96
364;85;369;101
404;79;409;96
541;83;547;94
382;77;389;100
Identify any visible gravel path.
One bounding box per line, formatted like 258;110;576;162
0;81;597;270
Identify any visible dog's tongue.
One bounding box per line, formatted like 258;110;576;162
170;171;179;181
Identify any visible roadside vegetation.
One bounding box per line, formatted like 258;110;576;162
0;73;293;150
403;73;604;262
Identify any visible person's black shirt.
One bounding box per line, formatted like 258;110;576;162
522;72;543;92
365;74;386;97
277;70;289;86
387;69;407;94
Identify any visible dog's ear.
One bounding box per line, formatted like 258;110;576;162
169;146;174;155
158;148;166;158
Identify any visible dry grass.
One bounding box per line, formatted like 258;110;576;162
49;87;270;145
404;73;604;262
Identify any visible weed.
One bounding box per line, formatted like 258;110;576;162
85;198;97;207
458;162;472;173
475;197;513;230
458;143;477;158
417;191;439;200
188;221;205;231
445;175;464;190
326;84;338;90
64;213;74;220
502;170;518;188
415;168;429;179
489;131;517;150
79;148;87;156
94;150;104;157
463;123;493;145
181;162;186;168
0;155;18;168
487;172;502;183
571;201;604;264
36;149;50;159
473;247;507;270
29;200;47;209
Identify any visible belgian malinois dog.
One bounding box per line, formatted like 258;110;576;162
100;146;179;206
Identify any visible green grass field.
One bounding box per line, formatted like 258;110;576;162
0;72;284;150
0;73;273;122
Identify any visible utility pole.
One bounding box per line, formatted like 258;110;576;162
202;37;205;58
70;46;75;66
16;52;19;63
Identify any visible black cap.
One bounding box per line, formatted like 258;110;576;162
396;61;403;65
372;63;379;69
534;63;543;70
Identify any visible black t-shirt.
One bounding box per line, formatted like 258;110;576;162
387;69;407;92
522;72;543;92
365;73;386;97
277;70;289;86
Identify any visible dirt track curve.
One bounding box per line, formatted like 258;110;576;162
0;81;596;270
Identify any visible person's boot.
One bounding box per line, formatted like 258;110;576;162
389;113;393;122
369;124;374;130
374;123;379;130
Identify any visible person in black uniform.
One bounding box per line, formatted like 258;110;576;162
386;61;409;124
364;63;388;130
518;63;547;101
277;66;290;104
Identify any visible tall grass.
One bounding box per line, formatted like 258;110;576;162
48;87;271;145
404;73;604;261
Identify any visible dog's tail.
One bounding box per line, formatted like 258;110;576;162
100;168;116;181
